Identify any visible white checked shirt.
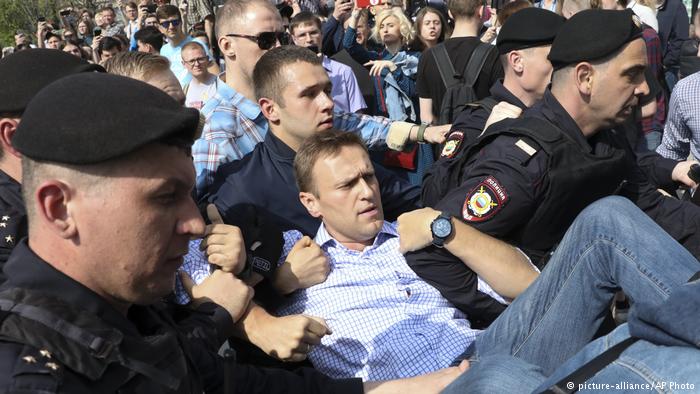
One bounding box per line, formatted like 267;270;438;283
657;71;700;160
276;222;503;380
175;223;505;380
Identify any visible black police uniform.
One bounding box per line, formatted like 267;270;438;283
422;80;527;208
0;170;26;283
209;131;420;236
0;241;363;394
407;90;700;324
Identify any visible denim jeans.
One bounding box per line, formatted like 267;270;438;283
444;196;700;393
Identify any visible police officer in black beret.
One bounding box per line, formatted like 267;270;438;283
423;8;566;207
0;49;104;282
0;72;465;393
407;9;700;325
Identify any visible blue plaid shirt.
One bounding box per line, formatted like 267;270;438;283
657;72;700;160
194;77;394;198
175;223;505;380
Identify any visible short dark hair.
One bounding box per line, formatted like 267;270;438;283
448;0;484;19
156;4;181;21
294;130;367;195
289;11;322;35
98;6;116;15
98;36;123;54
134;26;165;52
253;45;322;105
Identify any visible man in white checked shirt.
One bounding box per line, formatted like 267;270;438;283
272;130;538;380
177;129;538;380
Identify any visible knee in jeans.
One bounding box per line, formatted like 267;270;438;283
576;196;637;225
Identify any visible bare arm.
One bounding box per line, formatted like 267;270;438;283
397;207;538;299
419;98;434;125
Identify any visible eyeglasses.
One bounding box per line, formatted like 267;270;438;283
184;56;209;66
225;31;289;50
160;19;181;28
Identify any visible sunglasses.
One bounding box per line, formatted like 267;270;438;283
160;19;181;28
225;31;289;50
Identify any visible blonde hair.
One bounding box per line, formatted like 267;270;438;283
371;9;415;45
104;52;171;82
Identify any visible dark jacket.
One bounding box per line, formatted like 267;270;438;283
657;0;690;69
209;131;420;236
0;169;26;284
0;241;363;394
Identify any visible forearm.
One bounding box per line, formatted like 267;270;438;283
232;301;273;345
444;218;538;299
419;98;434;125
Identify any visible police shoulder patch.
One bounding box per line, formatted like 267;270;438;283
462;176;509;222
440;131;464;158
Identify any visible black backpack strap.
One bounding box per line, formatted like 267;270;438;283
462;42;493;88
466;96;500;112
432;43;458;89
540;337;638;394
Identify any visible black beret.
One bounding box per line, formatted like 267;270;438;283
548;9;643;69
496;8;566;55
0;49;105;114
13;73;200;165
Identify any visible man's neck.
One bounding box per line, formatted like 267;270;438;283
0;158;21;183
169;33;187;47
270;127;302;152
551;88;599;137
224;63;256;102
193;72;213;84
503;77;538;108
450;18;481;38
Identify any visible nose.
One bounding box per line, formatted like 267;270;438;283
635;77;650;97
358;177;375;200
179;199;206;238
319;91;334;112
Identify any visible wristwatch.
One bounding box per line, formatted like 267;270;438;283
430;212;453;248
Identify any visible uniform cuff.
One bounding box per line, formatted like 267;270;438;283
386;121;413;151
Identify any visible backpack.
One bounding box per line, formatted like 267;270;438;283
433;41;493;125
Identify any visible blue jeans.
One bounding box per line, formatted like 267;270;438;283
444;196;700;393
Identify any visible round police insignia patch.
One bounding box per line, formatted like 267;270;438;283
462;176;508;222
440;131;464;158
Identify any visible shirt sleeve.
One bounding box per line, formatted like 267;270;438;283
657;87;691;160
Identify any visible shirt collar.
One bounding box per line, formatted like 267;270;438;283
265;130;296;160
538;89;592;152
490;80;528;110
216;74;263;121
322;55;332;73
314;221;398;250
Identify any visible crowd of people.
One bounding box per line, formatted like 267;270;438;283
0;0;700;393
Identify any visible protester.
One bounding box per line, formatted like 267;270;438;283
134;26;165;53
409;7;447;52
181;41;217;109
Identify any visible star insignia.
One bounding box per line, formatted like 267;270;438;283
1;216;9;221
39;349;52;359
45;362;59;371
0;223;6;228
22;356;37;364
5;235;13;244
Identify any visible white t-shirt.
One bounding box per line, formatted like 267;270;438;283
628;1;659;32
184;74;217;110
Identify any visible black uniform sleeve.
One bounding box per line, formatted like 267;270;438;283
375;163;421;220
232;365;362;394
617;138;700;258
407;135;546;323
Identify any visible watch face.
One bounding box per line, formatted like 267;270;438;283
432;218;451;238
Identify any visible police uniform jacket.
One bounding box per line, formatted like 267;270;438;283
209;131;421;236
422;80;528;208
0;169;26;283
407;90;700;324
0;241;363;394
